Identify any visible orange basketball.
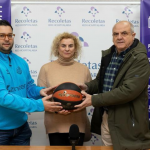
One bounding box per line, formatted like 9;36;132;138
52;82;82;110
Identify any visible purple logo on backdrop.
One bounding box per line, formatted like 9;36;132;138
148;58;150;63
15;6;38;26
87;108;94;120
15;33;37;52
88;108;94;116
148;85;150;90
21;6;31;17
22;57;37;77
91;133;99;145
71;32;89;47
55;6;65;17
88;7;99;17
122;7;133;18
21;32;31;42
23;57;31;64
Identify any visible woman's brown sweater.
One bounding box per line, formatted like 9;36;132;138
37;58;92;140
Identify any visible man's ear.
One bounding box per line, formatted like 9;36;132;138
132;32;136;38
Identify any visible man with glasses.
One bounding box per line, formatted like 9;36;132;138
0;20;62;145
74;21;150;150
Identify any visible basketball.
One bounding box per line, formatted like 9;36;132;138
52;82;82;110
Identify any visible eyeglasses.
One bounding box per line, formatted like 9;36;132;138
112;31;131;37
0;34;15;40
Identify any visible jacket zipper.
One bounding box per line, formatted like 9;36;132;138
8;55;12;67
130;108;135;127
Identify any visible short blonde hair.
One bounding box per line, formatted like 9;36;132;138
51;32;82;59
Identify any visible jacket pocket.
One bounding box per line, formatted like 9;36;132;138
130;107;135;127
128;105;140;138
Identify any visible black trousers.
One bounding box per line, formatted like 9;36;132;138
48;133;85;146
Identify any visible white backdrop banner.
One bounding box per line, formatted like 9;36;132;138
11;3;140;146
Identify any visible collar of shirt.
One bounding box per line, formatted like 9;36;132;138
115;46;131;58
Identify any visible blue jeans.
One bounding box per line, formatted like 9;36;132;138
0;122;32;145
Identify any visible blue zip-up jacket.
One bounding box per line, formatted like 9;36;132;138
0;51;44;130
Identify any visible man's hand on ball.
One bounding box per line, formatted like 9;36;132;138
42;95;62;112
73;91;92;112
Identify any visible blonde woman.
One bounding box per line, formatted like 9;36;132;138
38;32;92;146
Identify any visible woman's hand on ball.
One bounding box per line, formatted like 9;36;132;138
57;109;71;115
42;95;62;112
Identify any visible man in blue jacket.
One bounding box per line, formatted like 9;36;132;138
0;20;62;145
